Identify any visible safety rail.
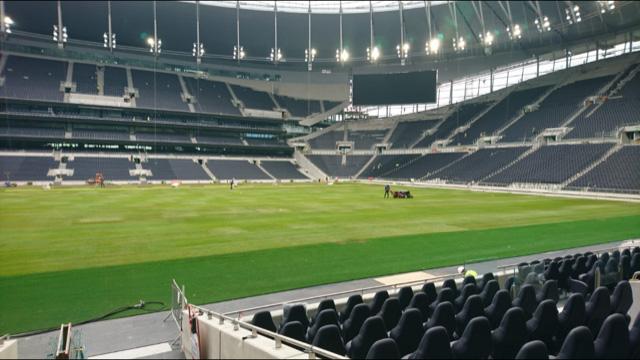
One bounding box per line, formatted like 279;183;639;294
496;241;639;273
222;272;460;319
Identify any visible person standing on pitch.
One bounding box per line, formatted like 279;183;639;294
230;178;235;190
384;184;391;198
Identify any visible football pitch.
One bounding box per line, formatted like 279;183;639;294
1;182;639;334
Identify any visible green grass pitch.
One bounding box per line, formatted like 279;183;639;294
1;182;639;333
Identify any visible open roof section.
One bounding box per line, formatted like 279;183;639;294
197;1;447;14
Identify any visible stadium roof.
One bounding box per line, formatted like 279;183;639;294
199;1;448;14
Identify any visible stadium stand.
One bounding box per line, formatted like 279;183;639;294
387;120;438;149
274;95;322;117
484;144;613;185
102;66;128;97
196;134;244;146
131;70;189;112
384;152;467;180
144;158;211;181
427;146;529;183
500;76;613;143
183;77;241;116
359;154;421;179
0;155;56;181
260;161;308;180
72;127;130;141
306;155;372;178
66;157;137;181
135;129;191;143
236;245;640;360
230;85;276;110
0;125;65;139
206;159;272;180
450;86;551;146
1;55;66;102
347;130;388;150
568;146;640;191
307;131;344;149
72;63;99;95
414;103;490;148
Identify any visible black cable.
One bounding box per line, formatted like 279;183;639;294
11;300;166;338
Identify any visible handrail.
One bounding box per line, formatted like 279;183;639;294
497;241;638;271
222;272;460;318
191;303;348;359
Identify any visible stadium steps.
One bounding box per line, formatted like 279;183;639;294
479;144;543;183
419;151;473;180
177;75;196;113
381;121;400;146
125;67;137;107
495;82;566;138
607;63;640;97
560;143;623;188
354;154;378;178
256;162;277;180
201;162;217;181
294;150;327;179
225;82;245;116
96;66;105;96
378;153;426;178
409;117;447;149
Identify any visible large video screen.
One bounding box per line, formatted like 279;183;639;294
352;70;437;106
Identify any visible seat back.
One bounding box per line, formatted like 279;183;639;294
365;338;400;359
389;308;424;357
491;307;528;359
593;313;630;359
342;303;370;343
251;311;277;333
312;324;345;356
556;326;594;359
377;297;402;330
347;316;388;359
397;286;414;310
409;326;452;359
451;317;492;359
515;340;548;359
340;294;363;323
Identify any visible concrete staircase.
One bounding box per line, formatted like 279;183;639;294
255;161;277;180
420;151;473;180
479;144;542;182
561;144;623;187
354;154;378;178
294;150;328;180
177;75;196;113
201;162;216;181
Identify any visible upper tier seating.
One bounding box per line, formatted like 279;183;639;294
144;159;210;181
1;55;66;102
260;161;308;180
135;130;191;143
206;160;271;180
306;155;371;178
244;137;286;147
103;66;128;97
450;86;551;146
308;131;344;149
414;103;490;148
0;155;56;181
131;70;189;112
427;147;529;183
348;130;388;150
73;63;98;95
274;95;321;117
0;126;65;139
196;134;243;146
359;155;421;179
323;100;344;111
230;85;275;111
67;157;136;181
388;120;438;149
183;77;240;116
72;128;129;141
484;143;613;185
500;76;613;143
568;145;640;191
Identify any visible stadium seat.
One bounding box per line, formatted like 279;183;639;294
280;304;309;332
251;311;277;333
405;326;452;359
346;316;388;359
478;273;495;292
610;280;632;317
621;255;631;281
593;313;630;359
556;294;587;347
479;280;499;308
442;279;459;298
451;317;492;359
585;287;611;336
631;253;640;275
491;307;528;359
389;308;424;357
342;303;370;343
512;285;538;319
544;261;560;282
279;321;307;343
454;283;478;310
312;299;336;324
454;295;484;337
555;326;595;359
536;280;559;304
462;276;477;287
397;286;414;311
340;294;364;323
629;313;640;359
421;282;438;304
366;338;400;359
368;291;390;315
311;324;346;356
306;309;339;342
430;288;455;313
515;340;548;359
407;292;431;321
526;300;558;350
485;290;511;329
425;301;456;340
377;298;402;330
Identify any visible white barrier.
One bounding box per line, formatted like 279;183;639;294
0;337;17;360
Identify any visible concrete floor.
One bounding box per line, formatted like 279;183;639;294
16;239;638;359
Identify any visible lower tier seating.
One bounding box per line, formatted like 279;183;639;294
261;161;308;180
0;155;56;181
